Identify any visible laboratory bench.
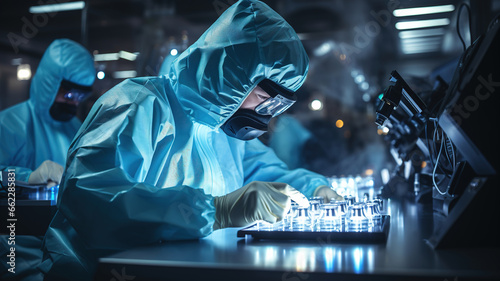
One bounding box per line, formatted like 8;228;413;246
94;199;500;281
0;185;58;236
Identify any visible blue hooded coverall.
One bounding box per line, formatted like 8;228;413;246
40;1;329;279
0;39;95;280
0;39;95;182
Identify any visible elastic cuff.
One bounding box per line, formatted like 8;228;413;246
1;170;32;185
313;185;327;197
212;196;223;230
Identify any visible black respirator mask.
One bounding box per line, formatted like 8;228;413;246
49;80;91;122
221;79;297;141
49;102;78;122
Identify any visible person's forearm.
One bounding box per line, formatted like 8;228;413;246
59;180;216;250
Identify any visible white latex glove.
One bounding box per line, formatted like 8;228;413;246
313;185;343;203
213;181;309;230
28;160;64;188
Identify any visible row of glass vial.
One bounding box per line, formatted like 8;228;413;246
283;197;383;231
329;175;375;198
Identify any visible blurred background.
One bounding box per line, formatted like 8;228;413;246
1;0;499;188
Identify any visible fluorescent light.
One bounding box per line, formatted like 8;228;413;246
402;48;440;54
113;70;137;79
94;53;120;62
119;51;138;61
396;18;450;30
402;43;440;54
401;37;442;45
402;40;441;47
402;45;440;52
402;41;441;49
17;64;32;80
30;1;85;13
399;28;446;39
94;51;139;62
393;4;455;17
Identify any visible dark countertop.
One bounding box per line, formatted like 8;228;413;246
95;199;500;281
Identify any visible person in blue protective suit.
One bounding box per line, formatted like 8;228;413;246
40;1;341;280
0;39;95;187
0;39;95;281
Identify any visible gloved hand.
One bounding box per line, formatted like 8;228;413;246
28;160;64;188
213;181;309;230
313;185;343;203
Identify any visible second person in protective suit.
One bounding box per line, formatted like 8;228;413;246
41;1;341;280
0;39;95;188
0;39;95;281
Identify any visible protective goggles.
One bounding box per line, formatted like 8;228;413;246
254;79;297;117
63;91;89;102
60;80;92;102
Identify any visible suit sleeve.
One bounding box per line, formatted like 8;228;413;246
0;122;33;183
242;138;329;198
57;81;215;250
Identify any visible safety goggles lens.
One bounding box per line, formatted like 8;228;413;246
60;80;92;102
255;94;296;117
64;90;89;102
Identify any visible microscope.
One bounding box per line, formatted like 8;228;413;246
374;15;499;248
375;70;447;202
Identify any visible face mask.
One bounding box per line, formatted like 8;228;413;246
49;102;78;122
221;109;272;140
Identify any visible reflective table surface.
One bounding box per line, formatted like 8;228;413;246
96;200;500;281
0;184;59;206
0;185;58;235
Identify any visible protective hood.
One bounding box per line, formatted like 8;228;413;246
168;0;309;129
30;39;95;121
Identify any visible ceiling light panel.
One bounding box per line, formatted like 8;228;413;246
396;18;450;30
393;5;455;17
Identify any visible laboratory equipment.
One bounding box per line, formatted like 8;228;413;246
284;201;299;225
320;203;342;230
337;200;348;225
363;202;382;225
292;206;311;229
329;175;376;205
347;203;368;231
374;15;499;248
427;15;500;249
344;195;356;205
308;197;324;227
237;200;390;243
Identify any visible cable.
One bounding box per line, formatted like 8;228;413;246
443;136;454;170
456;2;472;51
433;130;449;195
445;135;456;172
432;119;454;176
425;121;435;165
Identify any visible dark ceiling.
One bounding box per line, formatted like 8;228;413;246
1;0;499;113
